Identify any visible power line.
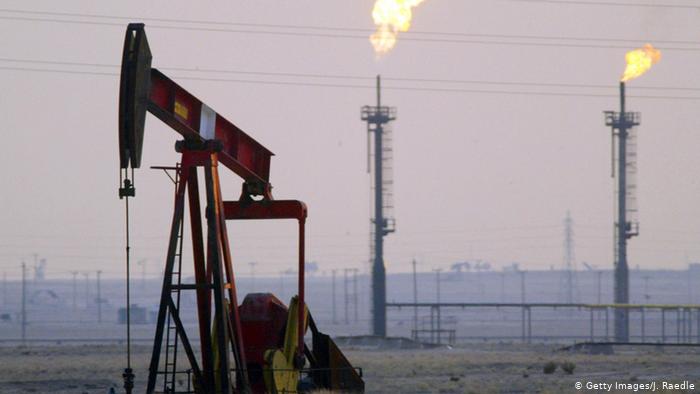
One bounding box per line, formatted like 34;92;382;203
0;8;374;30
3;56;699;93
0;57;117;69
0;223;623;245
1;7;698;46
0;65;115;77
0;223;569;241
3;222;700;246
0;14;699;52
93;73;700;100
6;64;698;100
505;0;700;9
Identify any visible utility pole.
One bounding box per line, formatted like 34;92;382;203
96;270;103;323
70;271;78;312
643;275;651;302
500;270;506;303
687;265;692;304
361;75;396;337
32;253;38;286
138;259;147;290
279;270;285;299
433;268;443;345
331;269;337;324
412;259;418;337
434;268;442;303
21;262;26;346
562;211;577;303
689;269;693;304
597;270;602;304
519;269;527;345
352;269;359;323
83;272;90;309
344;269;350;324
2;271;6;306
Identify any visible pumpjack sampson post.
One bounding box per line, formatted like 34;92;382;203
118;24;364;394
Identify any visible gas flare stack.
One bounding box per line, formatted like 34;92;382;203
603;43;660;342
604;82;640;342
361;76;396;337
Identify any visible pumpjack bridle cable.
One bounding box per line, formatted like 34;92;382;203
120;168;135;394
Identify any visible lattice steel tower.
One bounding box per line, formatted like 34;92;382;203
604;82;640;342
560;211;578;304
361;75;396;337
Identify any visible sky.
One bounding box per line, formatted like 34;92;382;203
1;0;699;279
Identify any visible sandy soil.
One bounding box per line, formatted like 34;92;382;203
1;343;699;393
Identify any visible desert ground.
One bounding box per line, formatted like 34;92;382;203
1;343;699;393
2;271;700;393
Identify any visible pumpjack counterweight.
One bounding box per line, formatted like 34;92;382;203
118;23;363;394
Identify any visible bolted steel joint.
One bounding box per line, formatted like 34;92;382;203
119;178;136;199
122;368;135;393
175;139;223;153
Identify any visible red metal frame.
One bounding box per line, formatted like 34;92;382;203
121;23;309;393
121;23;363;394
224;200;308;360
142;64;307;394
148;69;273;187
147;149;243;393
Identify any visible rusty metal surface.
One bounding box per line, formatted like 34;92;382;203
147;69;273;187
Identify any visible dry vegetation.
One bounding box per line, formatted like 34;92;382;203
0;343;699;393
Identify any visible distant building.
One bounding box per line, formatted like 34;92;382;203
118;304;147;324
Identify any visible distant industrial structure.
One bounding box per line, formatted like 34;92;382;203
361;75;396;337
559;211;578;304
604;82;640;342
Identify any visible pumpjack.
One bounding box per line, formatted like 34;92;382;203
118;24;364;394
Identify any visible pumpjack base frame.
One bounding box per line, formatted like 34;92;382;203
146;146;307;394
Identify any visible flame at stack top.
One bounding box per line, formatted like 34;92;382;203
370;0;426;55
621;44;661;82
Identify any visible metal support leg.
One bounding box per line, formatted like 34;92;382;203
187;169;215;390
677;309;681;343
437;306;442;345
211;159;249;390
204;159;232;394
641;307;645;343
605;308;609;341
147;170;187;394
166;297;204;385
521;306;526;343
590;308;594;342
662;309;666;344
527;307;531;344
682;309;686;342
297;219;306;360
430;306;435;344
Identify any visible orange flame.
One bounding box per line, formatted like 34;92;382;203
621;44;661;82
370;0;426;55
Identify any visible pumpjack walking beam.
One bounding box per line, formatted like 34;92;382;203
119;24;308;393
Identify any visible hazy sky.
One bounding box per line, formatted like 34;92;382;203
1;0;699;279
